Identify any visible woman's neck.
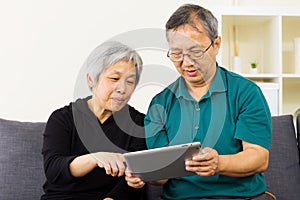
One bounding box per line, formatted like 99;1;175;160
87;99;112;123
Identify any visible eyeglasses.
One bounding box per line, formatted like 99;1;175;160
167;41;213;62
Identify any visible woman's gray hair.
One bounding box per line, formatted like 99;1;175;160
85;41;143;88
165;4;218;43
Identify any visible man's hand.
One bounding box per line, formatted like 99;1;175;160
185;147;219;176
185;142;269;178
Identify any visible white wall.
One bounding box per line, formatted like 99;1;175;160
0;0;299;122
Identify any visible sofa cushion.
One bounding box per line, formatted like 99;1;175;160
146;184;163;200
0;118;46;200
265;115;300;200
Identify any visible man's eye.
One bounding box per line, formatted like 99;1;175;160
190;50;203;55
170;52;182;57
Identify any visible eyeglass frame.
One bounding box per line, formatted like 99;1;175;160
167;41;214;62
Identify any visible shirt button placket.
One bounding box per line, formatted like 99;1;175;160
194;104;200;138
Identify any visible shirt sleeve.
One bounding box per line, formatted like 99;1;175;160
42;108;78;184
144;98;170;149
234;84;272;150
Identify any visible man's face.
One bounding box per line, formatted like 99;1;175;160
167;22;220;87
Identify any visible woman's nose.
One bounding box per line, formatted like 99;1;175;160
116;81;126;94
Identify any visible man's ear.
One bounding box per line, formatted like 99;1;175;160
213;36;221;55
86;74;94;89
214;36;221;48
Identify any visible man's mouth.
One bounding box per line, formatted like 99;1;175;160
186;69;198;76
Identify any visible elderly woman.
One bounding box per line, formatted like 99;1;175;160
41;41;146;200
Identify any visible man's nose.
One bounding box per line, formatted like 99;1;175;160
182;54;195;66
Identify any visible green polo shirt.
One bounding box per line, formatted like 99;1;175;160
144;65;272;199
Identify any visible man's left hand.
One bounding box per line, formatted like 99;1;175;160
185;147;219;176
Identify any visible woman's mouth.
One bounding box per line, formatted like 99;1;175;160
112;98;125;104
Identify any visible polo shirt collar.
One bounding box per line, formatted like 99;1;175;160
176;77;193;100
175;64;227;101
209;65;227;93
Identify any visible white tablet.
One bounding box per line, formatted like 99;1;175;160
123;142;201;182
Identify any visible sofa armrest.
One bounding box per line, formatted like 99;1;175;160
297;113;300;157
264;115;300;199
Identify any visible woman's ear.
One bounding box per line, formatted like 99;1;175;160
86;74;94;89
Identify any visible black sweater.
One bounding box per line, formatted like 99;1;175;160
41;97;146;200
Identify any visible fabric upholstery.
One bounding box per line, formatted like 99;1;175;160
264;115;300;200
146;184;163;200
1;116;299;200
297;114;300;156
0;118;46;200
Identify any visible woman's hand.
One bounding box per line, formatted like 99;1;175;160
125;171;145;189
92;152;126;177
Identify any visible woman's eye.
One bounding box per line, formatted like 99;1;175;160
109;77;119;81
127;80;135;85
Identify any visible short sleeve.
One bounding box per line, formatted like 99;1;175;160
235;85;272;149
145;97;169;149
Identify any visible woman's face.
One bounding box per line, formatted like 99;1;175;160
91;59;136;113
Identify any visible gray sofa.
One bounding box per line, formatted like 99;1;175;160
0;119;45;200
297;114;300;159
0;115;299;200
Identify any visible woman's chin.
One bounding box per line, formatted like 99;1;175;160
111;103;126;112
